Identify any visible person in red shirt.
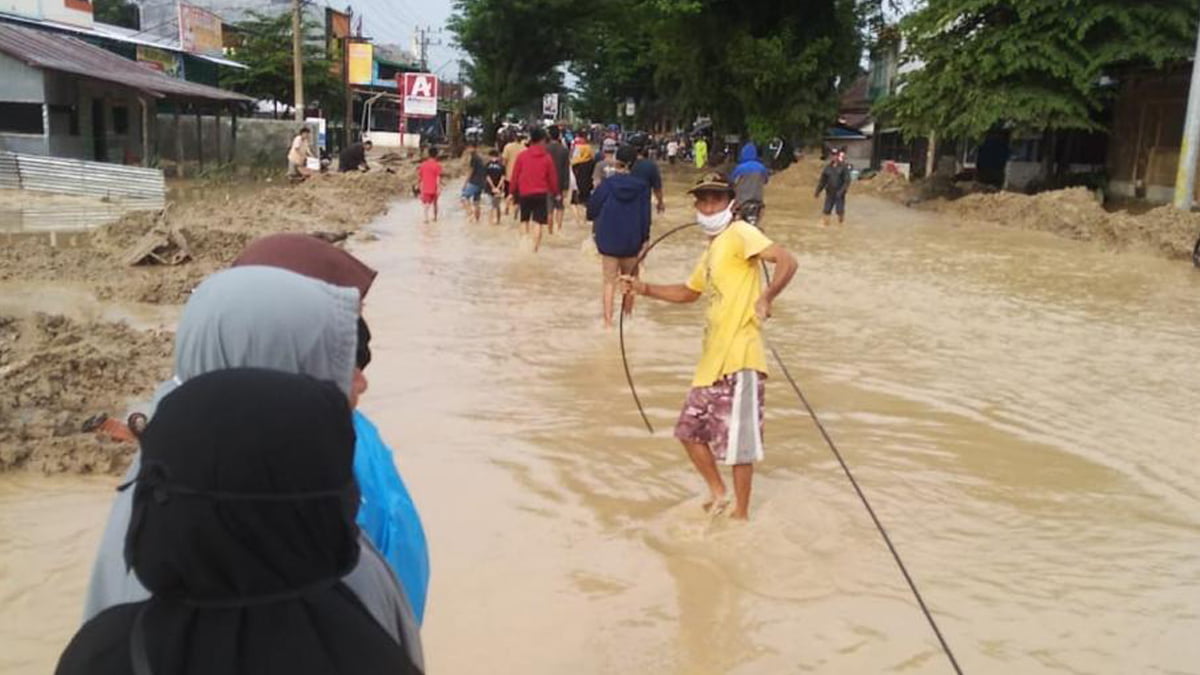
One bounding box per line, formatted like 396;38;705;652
509;127;560;253
417;147;444;224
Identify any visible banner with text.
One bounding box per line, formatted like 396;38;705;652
178;2;223;56
402;73;438;118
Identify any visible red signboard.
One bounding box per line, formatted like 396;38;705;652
402;73;438;118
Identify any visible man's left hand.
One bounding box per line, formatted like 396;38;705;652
656;201;666;214
755;296;772;321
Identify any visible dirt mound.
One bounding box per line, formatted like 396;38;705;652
929;187;1200;259
0;169;413;305
0;313;172;473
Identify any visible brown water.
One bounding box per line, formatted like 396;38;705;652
2;175;1199;673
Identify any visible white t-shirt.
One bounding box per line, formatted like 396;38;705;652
288;135;310;165
667;141;679;156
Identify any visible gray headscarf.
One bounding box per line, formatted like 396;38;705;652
82;267;424;668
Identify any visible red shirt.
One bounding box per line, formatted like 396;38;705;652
509;144;559;198
417;158;442;195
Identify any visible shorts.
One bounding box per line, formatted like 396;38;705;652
488;191;503;210
420;191;438;205
287;160;304;177
553;192;566;210
600;254;638;281
518;194;549;224
823;192;846;215
462;183;483;202
675;370;765;465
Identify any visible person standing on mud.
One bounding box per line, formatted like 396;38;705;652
288;127;315;180
417;147;443;224
620;173;797;520
509;127;560;253
546;126;572;235
588;145;651;329
815;149;851;226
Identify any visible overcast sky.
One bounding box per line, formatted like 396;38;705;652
344;0;463;79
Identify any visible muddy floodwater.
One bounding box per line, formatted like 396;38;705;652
2;173;1199;674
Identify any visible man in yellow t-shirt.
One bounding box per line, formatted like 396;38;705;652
501;130;528;220
621;172;797;520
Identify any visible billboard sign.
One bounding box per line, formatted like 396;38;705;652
136;45;184;79
402;73;438;118
178;2;223;56
542;93;559;120
348;42;373;85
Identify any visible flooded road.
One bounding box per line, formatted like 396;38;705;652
2;171;1199;673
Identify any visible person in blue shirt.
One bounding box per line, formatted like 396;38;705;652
630;138;666;214
588;144;651;329
731;142;770;226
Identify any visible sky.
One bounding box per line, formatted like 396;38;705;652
344;0;464;79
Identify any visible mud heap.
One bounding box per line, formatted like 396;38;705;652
0;168;414;305
0;313;172;473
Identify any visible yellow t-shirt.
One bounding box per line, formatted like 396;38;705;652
502;141;525;179
685;220;773;386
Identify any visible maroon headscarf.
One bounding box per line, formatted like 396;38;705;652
232;233;377;299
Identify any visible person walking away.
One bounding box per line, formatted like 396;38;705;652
57;369;423;675
502;131;527;220
588;145;651;329
460;143;487;223
571;132;596;224
619;172;797;520
288;127;315;180
667;138;680;165
693;136;708;169
546;126;572;234
631;141;666;215
815;148;851;226
417;147;443;224
339;138;373;172
731;142;770;226
592;143;619;189
509;127;560;253
485;148;506;226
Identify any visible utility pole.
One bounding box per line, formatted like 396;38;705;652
413;25;442;71
1174;9;1200;210
343;10;353;147
292;0;304;121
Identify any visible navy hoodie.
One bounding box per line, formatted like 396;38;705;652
587;173;651;258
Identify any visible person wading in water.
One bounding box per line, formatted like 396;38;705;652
620;173;798;519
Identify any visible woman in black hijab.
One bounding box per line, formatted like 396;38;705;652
56;368;422;675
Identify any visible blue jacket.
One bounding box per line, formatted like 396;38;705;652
587;173;651;258
353;410;430;625
730;143;769;180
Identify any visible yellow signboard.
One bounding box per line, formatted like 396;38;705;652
178;2;223;56
348;42;373;85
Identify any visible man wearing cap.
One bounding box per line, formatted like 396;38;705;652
815;148;851;226
620;172;797;520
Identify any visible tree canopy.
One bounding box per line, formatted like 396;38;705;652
221;11;342;120
878;0;1200;139
93;0;139;29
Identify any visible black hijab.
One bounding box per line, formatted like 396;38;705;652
56;368;421;675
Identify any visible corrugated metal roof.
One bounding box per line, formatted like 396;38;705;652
0;22;251;103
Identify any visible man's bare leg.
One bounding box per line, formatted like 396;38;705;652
681;440;727;510
602;278;615;329
730;463;753;520
532;222;544;253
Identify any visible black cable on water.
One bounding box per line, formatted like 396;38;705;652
620;221;965;674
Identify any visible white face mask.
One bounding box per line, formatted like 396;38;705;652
697;204;734;235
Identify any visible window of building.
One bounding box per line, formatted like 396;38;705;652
0;102;44;135
112;106;130;135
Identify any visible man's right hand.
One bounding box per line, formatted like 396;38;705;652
618;275;645;297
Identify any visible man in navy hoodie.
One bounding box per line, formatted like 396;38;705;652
731;142;769;226
588;144;651;328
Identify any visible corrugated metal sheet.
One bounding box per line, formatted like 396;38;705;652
0;205;129;232
0;23;252;103
0;153;18;190
1;152;165;208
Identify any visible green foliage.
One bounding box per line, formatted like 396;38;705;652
879;0;1200;139
448;0;577;133
94;0;139;29
220;11;342;119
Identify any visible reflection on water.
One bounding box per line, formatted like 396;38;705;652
2;173;1198;673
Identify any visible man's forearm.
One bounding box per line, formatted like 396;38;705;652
643;282;698;303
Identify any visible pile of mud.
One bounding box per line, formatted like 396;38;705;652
0;169;412;305
0;313;171;473
929;187;1200;259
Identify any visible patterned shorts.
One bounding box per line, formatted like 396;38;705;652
674;370;765;465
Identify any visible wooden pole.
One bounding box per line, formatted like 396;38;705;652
173;101;185;178
231;107;239;168
195;105;203;172
140;97;151;167
292;0;304;121
215;107;222;166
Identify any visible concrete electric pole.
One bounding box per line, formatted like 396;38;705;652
1173;9;1200;210
292;0;305;121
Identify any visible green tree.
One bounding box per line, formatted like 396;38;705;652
449;0;579;137
220;11;343;120
878;0;1199;139
94;0;139;29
